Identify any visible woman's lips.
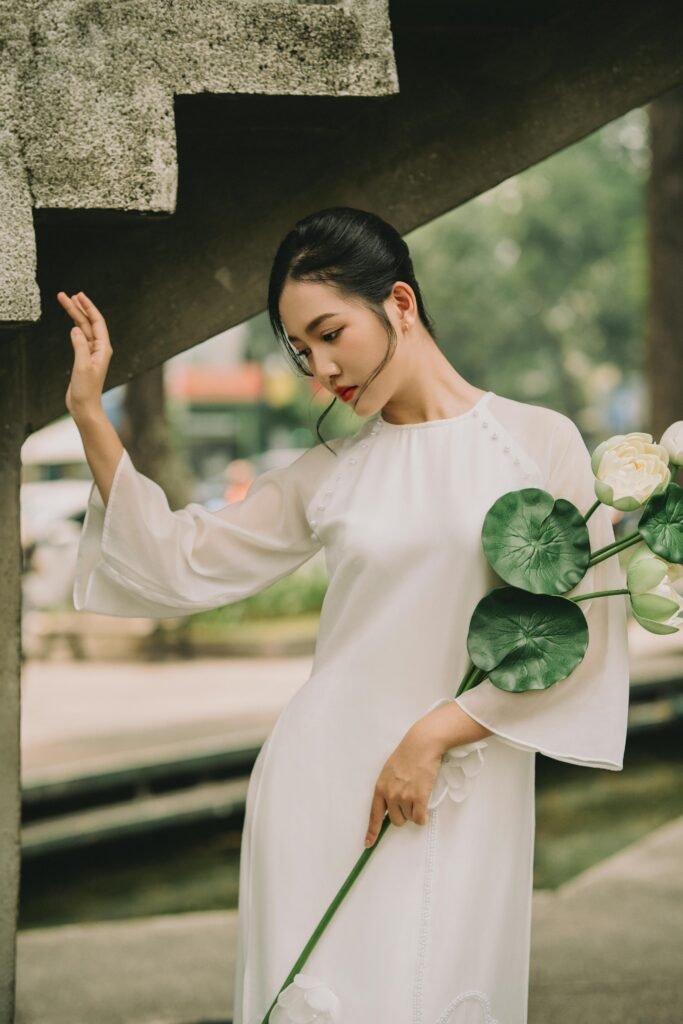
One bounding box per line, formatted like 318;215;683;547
338;386;357;402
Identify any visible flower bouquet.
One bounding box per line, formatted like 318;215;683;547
260;422;683;1024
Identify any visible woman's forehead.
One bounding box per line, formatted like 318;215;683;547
280;281;355;335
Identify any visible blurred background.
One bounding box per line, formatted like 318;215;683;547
18;106;683;933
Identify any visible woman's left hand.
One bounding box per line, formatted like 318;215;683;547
364;721;444;848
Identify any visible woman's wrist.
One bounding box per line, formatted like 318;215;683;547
418;701;493;756
71;400;106;428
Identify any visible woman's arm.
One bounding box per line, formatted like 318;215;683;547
364;703;493;846
57;290;123;505
419;701;494;755
72;405;123;507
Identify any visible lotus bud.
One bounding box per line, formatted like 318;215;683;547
659;421;683;467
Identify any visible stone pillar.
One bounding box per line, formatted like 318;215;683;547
0;336;24;1023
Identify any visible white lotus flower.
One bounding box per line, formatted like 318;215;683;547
627;544;683;635
590;432;670;511
428;740;488;809
270;973;341;1024
660;421;683;467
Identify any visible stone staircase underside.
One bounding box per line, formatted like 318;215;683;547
0;0;398;324
3;0;683;434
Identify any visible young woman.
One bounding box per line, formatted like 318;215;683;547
60;207;629;1024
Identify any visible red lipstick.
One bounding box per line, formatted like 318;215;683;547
335;386;357;403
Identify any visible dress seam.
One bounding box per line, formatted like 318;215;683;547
412;802;439;1024
475;405;545;483
304;418;381;540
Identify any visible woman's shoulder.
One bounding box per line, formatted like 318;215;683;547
278;431;352;507
488;392;587;473
490;392;581;441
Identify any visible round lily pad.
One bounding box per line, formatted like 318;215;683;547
482;488;591;595
466;586;589;692
638;482;683;564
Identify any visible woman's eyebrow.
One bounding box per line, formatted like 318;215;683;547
287;312;340;343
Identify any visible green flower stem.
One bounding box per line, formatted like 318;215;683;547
456;662;488;695
588;532;642;566
260;660;488;1023
582;499;601;523
261;813;392;1023
454;660;479;695
571;588;629;603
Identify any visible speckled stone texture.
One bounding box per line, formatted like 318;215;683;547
0;0;398;323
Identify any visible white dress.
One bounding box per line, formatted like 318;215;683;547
73;389;630;1024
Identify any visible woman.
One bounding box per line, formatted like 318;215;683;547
60;207;629;1024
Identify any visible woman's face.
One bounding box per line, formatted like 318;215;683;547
278;278;409;416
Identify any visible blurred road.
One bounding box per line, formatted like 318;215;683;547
20;619;683;786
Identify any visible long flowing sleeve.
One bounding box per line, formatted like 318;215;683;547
73;442;336;619
454;413;631;770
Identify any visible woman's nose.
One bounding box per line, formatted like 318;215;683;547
315;355;341;381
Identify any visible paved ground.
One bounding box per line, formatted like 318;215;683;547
15;627;683;1022
15;813;683;1023
528;814;683;1024
21;655;314;785
20;621;683;786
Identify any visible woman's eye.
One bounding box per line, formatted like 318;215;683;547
295;328;342;362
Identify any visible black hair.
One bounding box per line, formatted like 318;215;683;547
267;206;438;453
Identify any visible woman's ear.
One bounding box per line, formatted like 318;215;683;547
392;281;417;329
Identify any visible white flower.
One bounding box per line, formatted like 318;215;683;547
660;421;683;467
590;431;671;511
627;543;683;635
270;973;341;1024
428;740;488;810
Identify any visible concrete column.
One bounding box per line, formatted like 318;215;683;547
0;336;24;1023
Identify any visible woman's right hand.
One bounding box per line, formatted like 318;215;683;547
57;291;113;418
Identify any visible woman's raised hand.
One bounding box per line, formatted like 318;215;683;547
57;291;113;418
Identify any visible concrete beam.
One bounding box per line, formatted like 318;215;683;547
23;0;683;432
0;0;398;323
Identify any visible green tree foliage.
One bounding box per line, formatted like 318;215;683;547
243;110;649;444
406;109;649;435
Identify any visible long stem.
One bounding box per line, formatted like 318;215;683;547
261;813;392;1022
589;533;642;566
582;498;601;523
571;588;629;603
261;661;485;1023
456;663;488;695
455;660;480;696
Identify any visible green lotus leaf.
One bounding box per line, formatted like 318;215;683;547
638;482;683;564
466;586;589;692
481;488;591;595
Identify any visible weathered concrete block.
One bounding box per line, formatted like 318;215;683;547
1;0;398;323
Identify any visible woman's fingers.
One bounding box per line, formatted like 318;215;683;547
57;292;93;344
365;792;387;847
57;291;112;352
78;292;112;349
390;801;410;827
75;291;101;320
69;322;93;369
